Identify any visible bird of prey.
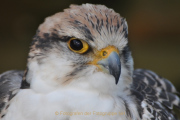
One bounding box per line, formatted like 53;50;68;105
0;3;180;120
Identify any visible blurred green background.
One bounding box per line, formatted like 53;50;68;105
0;0;180;92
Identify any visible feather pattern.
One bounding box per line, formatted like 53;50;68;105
131;69;180;120
0;70;23;118
0;4;180;120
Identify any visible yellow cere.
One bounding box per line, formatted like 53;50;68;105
88;45;119;67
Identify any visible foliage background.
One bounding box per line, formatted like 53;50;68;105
0;1;180;92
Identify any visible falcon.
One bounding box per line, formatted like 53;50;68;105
0;3;179;120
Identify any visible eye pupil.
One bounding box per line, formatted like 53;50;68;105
68;38;89;54
70;39;83;50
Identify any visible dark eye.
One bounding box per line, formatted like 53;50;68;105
70;39;83;50
67;38;89;54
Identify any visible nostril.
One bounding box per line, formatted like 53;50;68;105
102;51;107;56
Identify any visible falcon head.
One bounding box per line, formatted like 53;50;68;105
26;4;133;94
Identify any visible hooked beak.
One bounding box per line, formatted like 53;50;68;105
97;52;121;84
88;46;121;84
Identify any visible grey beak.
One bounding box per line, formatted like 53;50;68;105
97;52;121;84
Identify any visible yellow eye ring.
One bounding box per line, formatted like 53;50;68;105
67;38;89;54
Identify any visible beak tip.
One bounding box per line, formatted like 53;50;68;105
97;51;121;85
115;80;118;84
115;70;121;85
107;52;121;85
115;77;119;84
